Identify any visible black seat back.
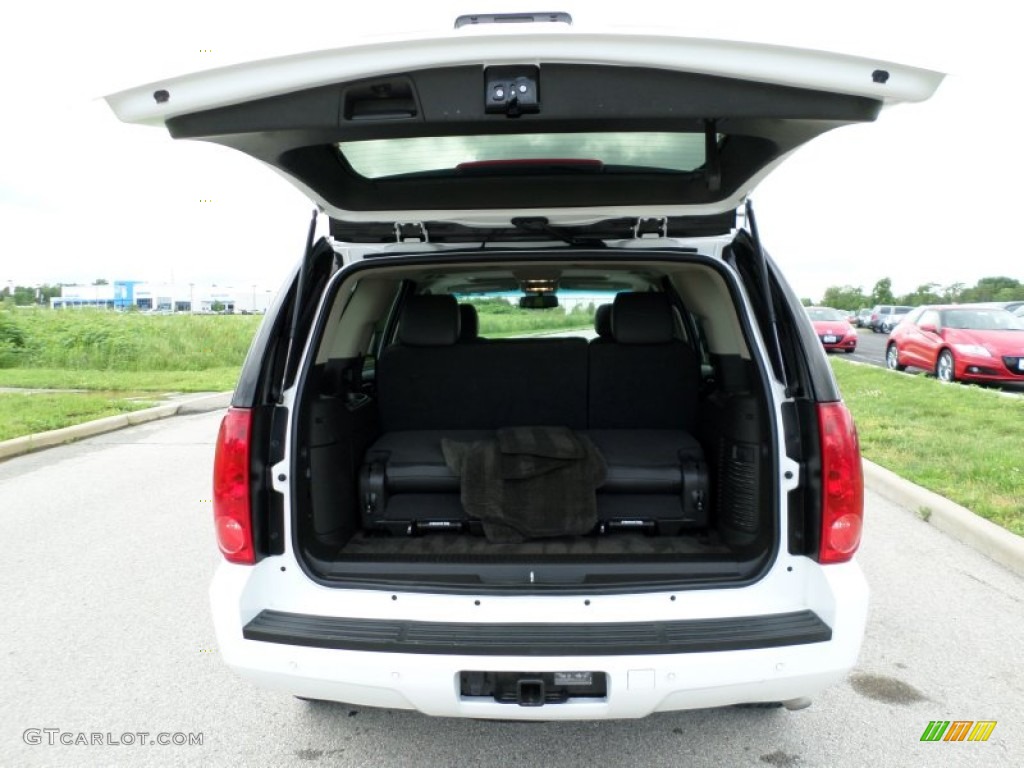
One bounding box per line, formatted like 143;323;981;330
378;295;588;431
587;292;700;430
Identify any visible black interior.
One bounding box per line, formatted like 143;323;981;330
167;63;881;215
292;265;777;590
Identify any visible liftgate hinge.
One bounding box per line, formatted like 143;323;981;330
395;222;428;243
634;217;668;239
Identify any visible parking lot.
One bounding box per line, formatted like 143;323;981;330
1;412;1021;767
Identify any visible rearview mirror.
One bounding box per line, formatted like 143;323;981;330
919;323;937;334
519;294;559;309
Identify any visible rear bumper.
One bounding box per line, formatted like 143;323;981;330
818;332;857;351
956;355;1024;382
823;339;857;352
210;558;868;719
223;643;852;719
242;609;831;654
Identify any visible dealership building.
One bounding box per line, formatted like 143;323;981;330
50;281;274;313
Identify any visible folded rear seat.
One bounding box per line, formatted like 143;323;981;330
584;293;708;533
361;292;710;538
586;430;707;534
361;430;484;535
361;429;707;536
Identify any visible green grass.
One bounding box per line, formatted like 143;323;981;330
471;299;598;337
831;359;1024;535
0;367;240;392
0;310;249;439
0;308;261;371
0;393;159;441
0;307;256;395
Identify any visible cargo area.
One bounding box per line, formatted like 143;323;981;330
289;251;781;590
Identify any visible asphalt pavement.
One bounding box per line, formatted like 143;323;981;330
844;330;891;368
1;412;1021;767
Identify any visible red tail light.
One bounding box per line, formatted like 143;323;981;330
817;402;863;564
213;407;255;564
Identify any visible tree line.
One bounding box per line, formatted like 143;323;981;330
814;276;1024;311
6;276;1023;313
1;284;64;307
1;280;112;308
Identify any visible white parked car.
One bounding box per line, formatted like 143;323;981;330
108;14;942;719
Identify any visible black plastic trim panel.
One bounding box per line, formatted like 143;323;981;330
166;64;881;214
329;214;736;243
242;609;830;655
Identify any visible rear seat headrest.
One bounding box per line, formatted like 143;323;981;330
612;292;674;344
459;303;479;341
594;303;613;339
398;295;461;346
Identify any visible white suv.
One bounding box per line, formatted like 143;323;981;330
108;15;941;719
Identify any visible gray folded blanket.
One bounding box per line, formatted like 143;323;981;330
442;426;607;543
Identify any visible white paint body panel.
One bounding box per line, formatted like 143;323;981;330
210;557;867;718
107;32;941;125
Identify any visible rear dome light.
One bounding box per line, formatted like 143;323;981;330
213;407;256;565
817;403;864;564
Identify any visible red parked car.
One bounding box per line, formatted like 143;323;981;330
806;307;858;353
886;306;1024;383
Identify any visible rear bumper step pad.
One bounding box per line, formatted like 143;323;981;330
242;609;831;656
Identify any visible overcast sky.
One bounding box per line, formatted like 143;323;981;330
1;1;1019;301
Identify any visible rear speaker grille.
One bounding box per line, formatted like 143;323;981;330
719;441;759;533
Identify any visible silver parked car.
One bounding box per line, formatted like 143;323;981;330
871;305;913;333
